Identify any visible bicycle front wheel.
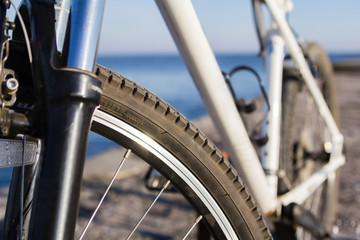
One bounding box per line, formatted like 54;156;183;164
76;65;272;239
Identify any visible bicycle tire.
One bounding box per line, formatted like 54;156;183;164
71;64;272;239
278;42;339;239
3;63;272;239
2;3;270;238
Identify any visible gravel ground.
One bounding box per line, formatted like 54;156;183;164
333;71;360;235
78;152;198;239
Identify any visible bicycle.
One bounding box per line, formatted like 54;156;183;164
0;0;348;239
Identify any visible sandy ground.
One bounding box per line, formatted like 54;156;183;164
0;67;359;238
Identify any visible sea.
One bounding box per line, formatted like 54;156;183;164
0;53;358;186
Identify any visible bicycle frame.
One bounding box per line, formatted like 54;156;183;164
2;0;346;238
263;0;345;209
156;0;345;217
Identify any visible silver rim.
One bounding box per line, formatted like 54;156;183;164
92;109;239;239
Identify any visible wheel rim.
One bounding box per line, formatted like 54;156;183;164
79;109;239;239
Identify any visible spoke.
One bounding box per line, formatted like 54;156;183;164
78;149;132;240
126;180;171;240
183;215;203;240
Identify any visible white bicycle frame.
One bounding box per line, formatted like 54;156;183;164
156;0;345;217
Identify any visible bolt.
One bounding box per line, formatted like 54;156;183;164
3;78;19;95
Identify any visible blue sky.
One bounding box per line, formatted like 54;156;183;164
8;0;360;55
99;0;360;55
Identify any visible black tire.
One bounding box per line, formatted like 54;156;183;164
277;42;339;239
73;64;273;239
3;64;272;238
3;2;270;238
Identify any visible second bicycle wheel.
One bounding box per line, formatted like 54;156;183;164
277;42;339;239
75;65;273;239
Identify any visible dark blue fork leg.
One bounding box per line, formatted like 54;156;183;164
24;0;102;239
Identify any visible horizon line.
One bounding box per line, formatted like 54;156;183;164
98;51;360;57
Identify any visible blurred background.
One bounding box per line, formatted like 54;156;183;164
0;1;359;235
96;2;360;234
99;0;360;54
1;0;359;185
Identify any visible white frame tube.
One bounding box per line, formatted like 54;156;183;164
264;0;345;205
156;0;278;215
280;156;345;206
264;0;344;155
155;0;344;217
262;31;285;197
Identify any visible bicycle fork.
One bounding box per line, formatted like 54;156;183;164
25;0;104;239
